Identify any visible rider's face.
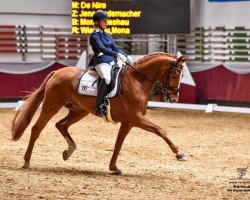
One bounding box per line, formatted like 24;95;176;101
99;19;107;30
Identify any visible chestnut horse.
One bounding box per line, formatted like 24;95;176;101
12;52;187;175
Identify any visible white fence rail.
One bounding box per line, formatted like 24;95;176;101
148;101;250;114
0;101;249;114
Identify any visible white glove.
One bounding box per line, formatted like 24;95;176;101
117;53;127;63
117;59;123;69
127;55;133;63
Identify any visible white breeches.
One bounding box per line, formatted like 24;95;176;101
95;63;112;84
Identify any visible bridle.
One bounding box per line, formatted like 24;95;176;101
159;60;183;100
126;59;183;100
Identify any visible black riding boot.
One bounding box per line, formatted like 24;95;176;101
96;78;108;116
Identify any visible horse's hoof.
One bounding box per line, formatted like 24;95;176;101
62;150;68;161
176;154;187;161
22;162;30;169
111;169;123;176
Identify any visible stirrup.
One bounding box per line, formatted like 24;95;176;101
96;105;107;116
96;98;108;116
102;99;118;125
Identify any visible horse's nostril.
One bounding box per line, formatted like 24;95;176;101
164;96;169;102
170;99;177;103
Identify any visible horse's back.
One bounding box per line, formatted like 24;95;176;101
55;66;84;77
52;66;84;82
46;66;84;92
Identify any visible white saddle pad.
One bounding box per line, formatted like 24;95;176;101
77;68;122;98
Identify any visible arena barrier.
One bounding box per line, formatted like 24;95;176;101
1;24;250;63
0;101;249;114
147;101;250;114
0;25;88;62
178;26;250;62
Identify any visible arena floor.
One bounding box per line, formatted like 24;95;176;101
0;108;249;200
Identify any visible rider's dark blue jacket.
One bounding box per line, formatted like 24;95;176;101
89;29;127;66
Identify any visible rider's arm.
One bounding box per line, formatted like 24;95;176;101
111;39;128;57
90;34;118;57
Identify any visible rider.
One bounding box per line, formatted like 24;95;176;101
89;10;129;116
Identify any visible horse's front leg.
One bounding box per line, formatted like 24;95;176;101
109;122;132;175
134;114;186;161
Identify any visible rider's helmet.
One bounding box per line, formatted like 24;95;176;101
93;10;108;22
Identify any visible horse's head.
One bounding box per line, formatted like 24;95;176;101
130;52;188;103
160;56;188;103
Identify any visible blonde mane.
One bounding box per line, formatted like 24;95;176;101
134;52;176;65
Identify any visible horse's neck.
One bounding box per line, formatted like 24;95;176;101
129;56;171;95
141;58;167;80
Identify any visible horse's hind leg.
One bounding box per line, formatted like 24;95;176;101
55;108;89;161
23;101;63;169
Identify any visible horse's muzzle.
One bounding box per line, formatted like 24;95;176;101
163;94;178;103
170;98;178;103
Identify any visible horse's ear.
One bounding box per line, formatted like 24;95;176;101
182;56;188;63
176;56;183;63
177;56;188;64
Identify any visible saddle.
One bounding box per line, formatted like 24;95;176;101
77;63;123;98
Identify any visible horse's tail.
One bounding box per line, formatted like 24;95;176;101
11;71;55;141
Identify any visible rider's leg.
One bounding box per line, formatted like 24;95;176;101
96;78;108;115
95;63;112;116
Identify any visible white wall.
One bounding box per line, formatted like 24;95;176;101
191;0;250;28
0;0;250;29
0;0;70;14
0;0;71;26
